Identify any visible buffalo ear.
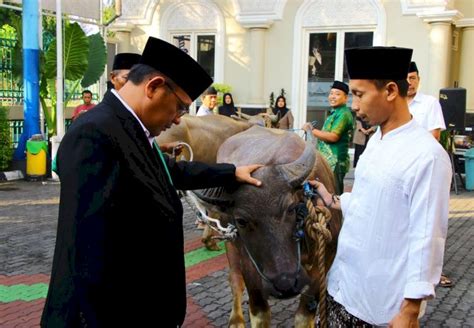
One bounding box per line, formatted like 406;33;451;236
276;141;316;188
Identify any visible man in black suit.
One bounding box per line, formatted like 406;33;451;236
41;37;262;328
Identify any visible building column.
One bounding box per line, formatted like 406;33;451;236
109;23;136;53
418;11;462;95
248;27;267;105
457;19;474;111
115;31;132;53
427;22;452;95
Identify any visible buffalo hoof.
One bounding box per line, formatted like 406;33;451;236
229;320;245;328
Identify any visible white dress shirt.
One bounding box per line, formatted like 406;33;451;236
327;119;452;325
409;92;446;131
196;105;214;116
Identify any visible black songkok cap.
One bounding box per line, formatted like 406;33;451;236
112;53;141;70
345;46;413;80
139;37;213;101
408;61;418;73
202;86;218;96
331;80;349;94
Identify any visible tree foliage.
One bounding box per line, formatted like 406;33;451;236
0;107;13;170
40;22;106;136
0;7;107;137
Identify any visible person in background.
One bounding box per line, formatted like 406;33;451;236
271;95;294;129
408;61;452;288
72;90;95;120
312;46;452;327
196;86;218;116
352;117;376;167
407;61;446;141
109;52;141;91
218;92;237;117
303;81;354;194
41;36;262;328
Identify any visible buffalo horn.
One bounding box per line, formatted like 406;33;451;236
277;141;316;188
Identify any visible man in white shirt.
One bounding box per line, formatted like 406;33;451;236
312;47;452;327
407;61;446;140
196;86;218;116
408;61;453;288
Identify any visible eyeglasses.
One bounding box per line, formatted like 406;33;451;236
164;82;189;117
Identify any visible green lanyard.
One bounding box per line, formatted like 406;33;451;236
153;140;173;186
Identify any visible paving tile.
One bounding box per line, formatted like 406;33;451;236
1;180;474;326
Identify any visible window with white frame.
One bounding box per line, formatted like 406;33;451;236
306;31;373;128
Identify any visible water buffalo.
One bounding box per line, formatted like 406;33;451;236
156;114;252;163
193;126;342;327
231;110;272;128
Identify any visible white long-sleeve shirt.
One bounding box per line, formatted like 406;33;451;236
327;119;452;325
409;92;446;132
196;105;214;116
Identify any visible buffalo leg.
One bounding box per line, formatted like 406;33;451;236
247;288;271;328
294;287;318;327
226;242;246;328
295;264;321;327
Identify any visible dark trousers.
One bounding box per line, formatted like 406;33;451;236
333;163;346;195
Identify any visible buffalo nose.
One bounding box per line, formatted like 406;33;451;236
271;273;301;297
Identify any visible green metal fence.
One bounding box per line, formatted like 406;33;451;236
0;36;22;106
9;119;73;149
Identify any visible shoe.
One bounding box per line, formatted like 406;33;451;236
439;274;453;288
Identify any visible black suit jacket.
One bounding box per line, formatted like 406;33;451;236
41;92;237;327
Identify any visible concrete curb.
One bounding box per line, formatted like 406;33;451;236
0;170;24;181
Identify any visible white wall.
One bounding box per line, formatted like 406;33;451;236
384;1;433;93
112;0;471;110
214;0;252;106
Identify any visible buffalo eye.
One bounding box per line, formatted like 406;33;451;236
235;218;248;229
287;204;297;215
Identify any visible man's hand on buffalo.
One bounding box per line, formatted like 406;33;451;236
235;164;263;187
308;180;341;210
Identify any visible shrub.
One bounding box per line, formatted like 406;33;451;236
0;106;13;170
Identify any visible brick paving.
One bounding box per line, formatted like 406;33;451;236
0;179;473;327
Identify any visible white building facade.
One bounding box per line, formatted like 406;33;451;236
108;0;474;128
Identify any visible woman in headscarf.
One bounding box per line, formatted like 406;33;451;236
218;93;237;117
271;95;294;129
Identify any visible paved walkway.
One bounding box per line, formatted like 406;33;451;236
0;179;473;327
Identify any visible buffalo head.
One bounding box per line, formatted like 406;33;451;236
194;126;317;298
